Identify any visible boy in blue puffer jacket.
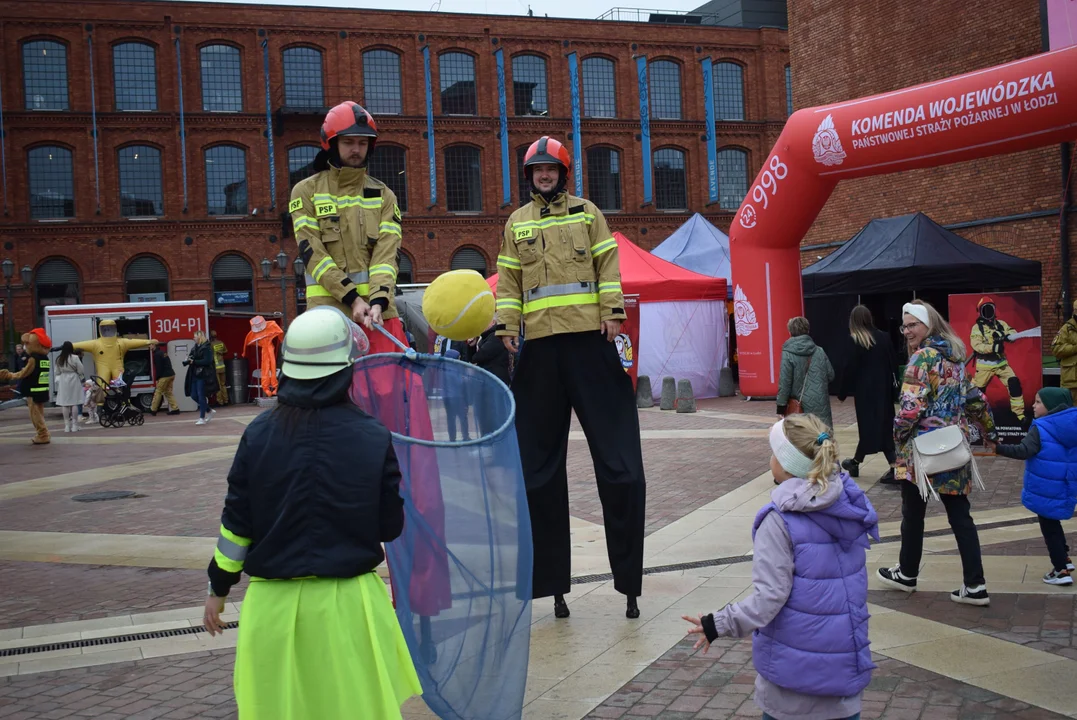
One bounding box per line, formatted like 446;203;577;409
996;387;1077;586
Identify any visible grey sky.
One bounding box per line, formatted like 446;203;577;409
169;0;674;21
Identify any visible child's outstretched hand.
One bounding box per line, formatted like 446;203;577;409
682;614;712;654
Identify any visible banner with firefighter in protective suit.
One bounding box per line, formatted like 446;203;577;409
949;291;1042;443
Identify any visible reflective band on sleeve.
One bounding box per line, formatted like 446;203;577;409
369;264;397;280
293;215;319;232
527;282;596;300
590;238;617;257
379;222;401;237
348;271;370;284
496;298;523;310
497;255;522;270
598;282;622;294
214;525;251;574
523;293;600;314
311;257;337;283
305;284;333;298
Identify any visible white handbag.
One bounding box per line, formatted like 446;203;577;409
911;425;985;500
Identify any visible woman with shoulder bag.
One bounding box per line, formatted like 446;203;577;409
878;300;997;606
54;341;86;433
776;316;835;430
184;331;218;425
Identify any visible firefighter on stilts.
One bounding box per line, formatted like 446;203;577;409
496;136;646;620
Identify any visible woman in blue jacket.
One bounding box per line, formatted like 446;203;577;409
996;387;1077;586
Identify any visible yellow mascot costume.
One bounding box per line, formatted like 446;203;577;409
72;319;158;382
0;328;54;444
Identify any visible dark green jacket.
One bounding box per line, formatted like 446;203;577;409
777;335;835;430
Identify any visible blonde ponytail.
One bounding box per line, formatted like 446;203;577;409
781;414;840;494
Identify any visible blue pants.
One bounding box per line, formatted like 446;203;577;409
764;715;859;720
192;377;209;419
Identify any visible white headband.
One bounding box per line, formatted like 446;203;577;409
902;303;930;328
769;419;815;479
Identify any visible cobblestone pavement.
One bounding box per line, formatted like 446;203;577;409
867;590;1077;662
0;649;238;719
582;636;1071;720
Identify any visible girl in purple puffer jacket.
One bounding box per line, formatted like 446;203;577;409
685;414;880;720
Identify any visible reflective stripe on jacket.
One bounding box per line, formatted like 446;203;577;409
495;192;624;341
289;165;402;319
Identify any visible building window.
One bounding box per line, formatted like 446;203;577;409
28;145;74;219
283;47;324;110
212;254;254;310
444;145;481;212
586;147;621;212
368;145;408;212
654;148;687;211
113;42;158;111
22;40;69;111
717;148;749;211
125;256;169;301
205;145;247;216
397;250;414;284
785;65;793;117
439;52;476;115
714;62;745;121
512;54;548;116
34;258;80;322
516;145;531;205
118;145;163;217
200;44;242;112
450;247;487;276
582;56;615;118
287;145;319;190
649;60;681;120
363;49;402;115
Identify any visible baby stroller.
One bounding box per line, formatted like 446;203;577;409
90;375;144;428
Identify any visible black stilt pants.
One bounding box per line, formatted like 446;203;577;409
512;331;646;599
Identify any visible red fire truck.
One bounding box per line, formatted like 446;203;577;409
44;300;210;411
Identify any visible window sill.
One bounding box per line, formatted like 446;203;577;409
657;209;688;214
209;214;249;220
449;211;483;216
27;108;68;112
36;218;71;223
125;216;161;221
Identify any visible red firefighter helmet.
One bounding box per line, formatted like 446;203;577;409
320;101;378;151
523;136;572;175
977;296;995;310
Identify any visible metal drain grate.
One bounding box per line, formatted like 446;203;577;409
0;622;239;658
72;490;137;503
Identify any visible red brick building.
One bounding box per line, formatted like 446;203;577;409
789;0;1074;341
0;0;789;334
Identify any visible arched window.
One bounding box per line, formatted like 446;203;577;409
201;44;242;112
785;65;793;117
204;146;247;216
717;148;749;211
363;49;402;115
113;42;157;111
283;47;324;110
22;40;68;110
28;145;74;219
444;145;482;212
211;254;254;309
512;54;548;116
397;250;414;284
287;145;319;190
118;145;163;217
34;258;80;322
450;247;487;276
714;62;745;121
125;256;169;301
439;52;476;115
368;145;408;212
653;148;687;211
516;145;531;206
581;57;615;118
648;60;681;120
586;147;621;212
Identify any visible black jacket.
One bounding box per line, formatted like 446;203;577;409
153;350;175;379
471;327;511;386
207;370;404;596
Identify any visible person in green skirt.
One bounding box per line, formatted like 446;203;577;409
203;306;422;719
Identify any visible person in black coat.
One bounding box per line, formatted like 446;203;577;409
839;305;900;484
471;326;511;386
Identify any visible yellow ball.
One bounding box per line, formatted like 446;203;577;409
423;269;496;341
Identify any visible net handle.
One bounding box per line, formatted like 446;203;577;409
372;322;417;357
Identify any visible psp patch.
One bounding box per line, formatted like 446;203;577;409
288;198;303;213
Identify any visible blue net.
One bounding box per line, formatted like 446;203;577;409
350;347;533;720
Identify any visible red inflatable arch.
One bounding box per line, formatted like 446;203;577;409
730;44;1077;397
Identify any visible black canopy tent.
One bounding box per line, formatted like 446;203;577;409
801;212;1041;389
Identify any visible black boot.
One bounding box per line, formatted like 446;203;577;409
878;468;900;485
553;594;570;619
626;596;640;619
841;458;860;478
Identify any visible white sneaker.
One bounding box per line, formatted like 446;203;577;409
64;423;71;433
206;409;217;423
73;421;80;433
195;418;207;426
